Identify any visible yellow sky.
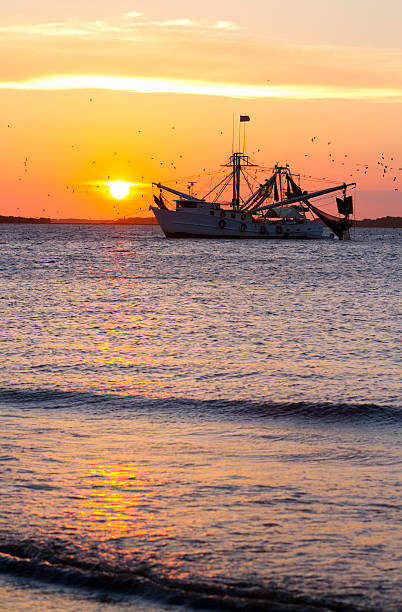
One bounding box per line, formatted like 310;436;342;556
1;3;401;219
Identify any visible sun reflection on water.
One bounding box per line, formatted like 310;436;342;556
71;464;172;541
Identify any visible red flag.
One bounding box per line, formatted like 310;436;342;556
240;115;250;122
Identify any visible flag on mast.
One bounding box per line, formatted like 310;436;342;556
240;115;250;122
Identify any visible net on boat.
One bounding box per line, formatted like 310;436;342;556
153;194;168;210
304;201;351;239
286;174;352;239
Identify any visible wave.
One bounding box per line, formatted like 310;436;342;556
0;388;400;426
0;539;373;612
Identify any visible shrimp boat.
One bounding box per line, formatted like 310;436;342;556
151;150;355;240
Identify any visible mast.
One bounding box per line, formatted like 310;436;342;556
232;152;241;210
224;152;256;211
230;115;253;210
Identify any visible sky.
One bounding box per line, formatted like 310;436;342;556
1;0;402;219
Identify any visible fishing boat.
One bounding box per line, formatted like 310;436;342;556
151;138;355;241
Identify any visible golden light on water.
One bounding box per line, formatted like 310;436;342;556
72;463;171;540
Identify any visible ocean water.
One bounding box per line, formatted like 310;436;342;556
0;224;400;611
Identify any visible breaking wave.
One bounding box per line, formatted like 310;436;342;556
0;539;373;612
0;388;400;426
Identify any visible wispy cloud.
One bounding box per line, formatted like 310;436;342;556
123;13;241;30
1;74;401;102
0;14;242;39
138;18;242;30
124;12;143;19
1;14;401;93
0;20;126;38
212;21;242;31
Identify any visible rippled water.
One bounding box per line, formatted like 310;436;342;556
0;225;401;611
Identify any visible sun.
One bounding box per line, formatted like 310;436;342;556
107;181;132;199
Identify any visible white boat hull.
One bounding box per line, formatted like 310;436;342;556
151;207;324;239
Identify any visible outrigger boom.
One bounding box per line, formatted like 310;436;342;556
152;182;203;202
254;182;356;213
153;179;356;212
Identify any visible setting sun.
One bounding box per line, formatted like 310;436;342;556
107;181;132;199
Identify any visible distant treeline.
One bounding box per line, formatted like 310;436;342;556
353;217;402;228
109;217;155;225
1;215;401;227
51;217;155;225
0;216;153;225
0;215;51;224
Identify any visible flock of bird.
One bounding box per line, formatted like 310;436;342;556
5;120;401;218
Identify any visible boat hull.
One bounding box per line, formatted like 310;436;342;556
151;207;324;239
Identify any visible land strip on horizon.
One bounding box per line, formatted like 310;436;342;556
1;216;401;227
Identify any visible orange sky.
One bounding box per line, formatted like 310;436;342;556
1;2;401;219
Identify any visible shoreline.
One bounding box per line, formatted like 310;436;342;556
0;215;401;227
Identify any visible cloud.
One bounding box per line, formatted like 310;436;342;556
124;12;142;19
1;74;401;102
0;21;125;38
143;18;242;30
1;14;401;92
153;18;200;27
0;14;242;40
213;21;242;31
123;13;242;30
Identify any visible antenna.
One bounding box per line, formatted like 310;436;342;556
243;121;246;153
